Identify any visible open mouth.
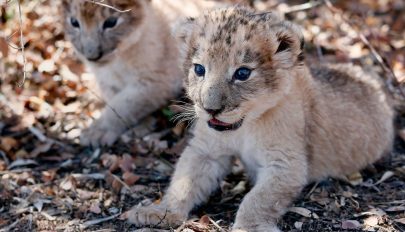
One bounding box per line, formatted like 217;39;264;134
207;117;244;132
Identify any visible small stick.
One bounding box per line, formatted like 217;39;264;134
111;173;131;190
283;1;323;14
208;218;226;232
81;213;121;229
305;181;319;199
84;0;131;13
28;126;47;142
16;0;27;87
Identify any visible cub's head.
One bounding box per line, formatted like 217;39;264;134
175;8;305;132
61;0;147;63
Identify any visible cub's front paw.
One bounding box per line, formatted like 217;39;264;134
125;204;186;228
80;118;124;147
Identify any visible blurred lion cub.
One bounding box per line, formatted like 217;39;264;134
61;0;219;146
126;7;394;232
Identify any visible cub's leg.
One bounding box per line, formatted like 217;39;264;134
81;83;172;147
233;153;308;232
127;141;233;227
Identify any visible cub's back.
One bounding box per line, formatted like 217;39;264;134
310;64;392;114
306;64;394;179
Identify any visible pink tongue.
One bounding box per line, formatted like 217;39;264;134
209;118;232;126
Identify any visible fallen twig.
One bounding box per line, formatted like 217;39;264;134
84;0;131;13
16;0;26;87
282;0;323;14
209;218;226;232
85;148;101;164
28;126;47;142
81;213;121;229
305;181;320;199
111;173;131;190
71;173;105;180
3;0;27;86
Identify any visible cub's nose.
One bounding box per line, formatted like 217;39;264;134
204;108;223;116
85;48;103;61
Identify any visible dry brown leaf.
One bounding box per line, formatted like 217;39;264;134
38;59;57;73
199;215;210;225
89;203;102;214
14;149;29;159
294;221;303;230
341;220;361;229
16;171;32;185
172;122;186;137
364;216;379;227
230;180;246;195
0;218;9;227
122;172;140;186
374;171;394;185
310;193;330;205
76;189;96;200
41;169;57;183
60;176;77;191
112;179;123;194
119;153;136;173
165;138;187;155
0;37;9;58
346;172;363;186
0;137;18;152
100;153;119;172
0;160;6;171
27;96;45;112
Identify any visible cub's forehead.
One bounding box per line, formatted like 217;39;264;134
196;8;282;43
191;8;282;64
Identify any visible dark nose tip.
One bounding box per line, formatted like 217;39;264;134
204;108;223;116
87;52;103;62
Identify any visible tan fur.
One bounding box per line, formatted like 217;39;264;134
126;7;394;231
61;0;220;146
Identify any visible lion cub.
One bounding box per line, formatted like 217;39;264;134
126;8;394;231
61;0;219;146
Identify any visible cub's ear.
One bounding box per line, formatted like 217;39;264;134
61;0;69;11
272;22;305;68
173;17;196;45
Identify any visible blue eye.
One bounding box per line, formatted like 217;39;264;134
103;17;118;29
70;17;80;28
194;64;205;77
233;67;252;81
